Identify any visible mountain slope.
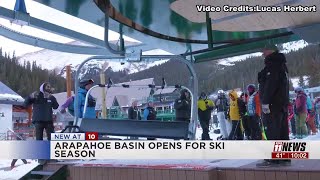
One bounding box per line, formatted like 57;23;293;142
17;41;168;78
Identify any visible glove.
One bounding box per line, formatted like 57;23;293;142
262;104;271;114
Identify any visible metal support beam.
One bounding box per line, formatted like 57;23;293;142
206;12;213;49
0;6;141;50
104;1;125;55
0;24;119;55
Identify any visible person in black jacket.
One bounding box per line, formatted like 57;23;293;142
24;82;59;140
198;92;215;140
128;100;141;120
174;89;191;122
256;44;290;167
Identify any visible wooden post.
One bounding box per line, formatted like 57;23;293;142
100;72;107;118
66;65;72;98
100;62;109;118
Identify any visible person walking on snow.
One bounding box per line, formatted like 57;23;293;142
215;90;230;140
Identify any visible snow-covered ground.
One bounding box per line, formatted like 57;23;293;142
0;160;38;180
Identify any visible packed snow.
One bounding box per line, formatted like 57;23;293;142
0;160;38;180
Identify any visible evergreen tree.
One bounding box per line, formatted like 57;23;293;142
298;76;305;88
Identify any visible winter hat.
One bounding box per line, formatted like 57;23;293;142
200;92;206;97
247;84;256;93
294;87;304;93
80;79;94;88
180;89;188;94
263;43;278;51
218;90;224;94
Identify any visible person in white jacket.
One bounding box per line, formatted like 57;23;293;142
215;90;231;140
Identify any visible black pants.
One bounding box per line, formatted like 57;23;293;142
248;115;262;140
262;106;289;140
242;116;251;138
199;118;210;140
11;159;27;167
35;122;55;140
228;121;243;140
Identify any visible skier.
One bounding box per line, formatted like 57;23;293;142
246;84;262;140
198;92;215;140
215;90;230;140
228;90;244;140
76;79;97;118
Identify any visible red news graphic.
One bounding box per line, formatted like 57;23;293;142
272;142;309;159
85;132;99;140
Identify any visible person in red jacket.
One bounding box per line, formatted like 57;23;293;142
306;102;317;135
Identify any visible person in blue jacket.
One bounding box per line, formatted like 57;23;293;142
143;101;157;120
306;94;313;111
143;101;157;140
76;79;97;118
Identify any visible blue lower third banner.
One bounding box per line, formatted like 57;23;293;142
0;141;50;159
